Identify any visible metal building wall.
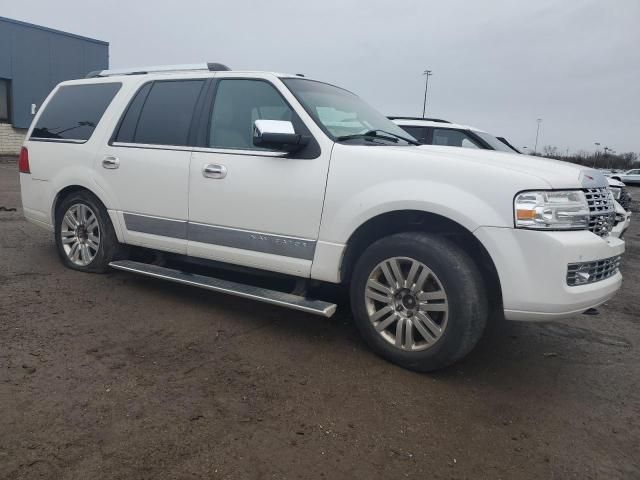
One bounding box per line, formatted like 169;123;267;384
0;16;109;129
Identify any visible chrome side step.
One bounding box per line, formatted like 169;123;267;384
109;260;337;318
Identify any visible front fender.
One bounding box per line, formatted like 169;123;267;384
319;179;509;244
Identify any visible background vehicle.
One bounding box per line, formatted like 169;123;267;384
389;117;520;153
391;116;633;216
610;169;640;185
19;64;624;372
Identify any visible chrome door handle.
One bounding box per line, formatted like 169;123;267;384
102;156;120;169
202;163;227;179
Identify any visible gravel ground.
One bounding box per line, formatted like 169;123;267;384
1;158;639;479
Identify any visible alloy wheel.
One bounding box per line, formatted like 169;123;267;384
60;203;101;266
364;256;449;351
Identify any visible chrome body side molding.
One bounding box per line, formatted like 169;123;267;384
122;212;316;260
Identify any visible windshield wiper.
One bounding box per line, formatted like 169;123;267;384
337;129;420;145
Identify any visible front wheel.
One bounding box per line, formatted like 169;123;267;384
54;191;121;273
350;232;488;372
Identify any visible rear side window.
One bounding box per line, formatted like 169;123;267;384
31;83;121;142
115;80;204;146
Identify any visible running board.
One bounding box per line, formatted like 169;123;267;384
108;260;337;318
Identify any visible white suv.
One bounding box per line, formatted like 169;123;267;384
18;63;624;371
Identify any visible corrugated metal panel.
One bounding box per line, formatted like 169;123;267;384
0;17;109;129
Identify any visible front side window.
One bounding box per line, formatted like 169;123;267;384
432;128;481;149
124;80;205;146
0;79;9;122
283;78;414;144
208;79;295;150
398;125;427;143
31;83;121;142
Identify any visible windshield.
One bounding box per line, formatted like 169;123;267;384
283;78;416;144
473;131;517;153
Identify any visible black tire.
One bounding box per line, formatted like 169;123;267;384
350;232;488;372
54;190;122;273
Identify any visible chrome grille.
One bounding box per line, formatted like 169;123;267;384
583;188;615;237
567;255;621;286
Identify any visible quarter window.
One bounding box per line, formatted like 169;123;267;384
209;79;295;150
30;83;121;142
127;80;205;146
0;79;9;122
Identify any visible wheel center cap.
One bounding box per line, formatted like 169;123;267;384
401;294;416;310
76;225;88;240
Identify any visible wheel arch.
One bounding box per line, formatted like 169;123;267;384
51;184;124;242
52;184;108;222
340;209;502;311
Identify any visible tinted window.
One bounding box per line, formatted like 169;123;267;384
132;80;204;146
31;83;121;141
432;128;481;149
209;79;294;150
0;79;9;122
398;126;426;143
113;83;152;143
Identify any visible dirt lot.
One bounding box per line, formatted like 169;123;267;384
1;158;639;480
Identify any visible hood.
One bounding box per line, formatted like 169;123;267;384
411;145;608;189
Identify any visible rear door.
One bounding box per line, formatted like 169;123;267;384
187;76;330;277
95;78;207;254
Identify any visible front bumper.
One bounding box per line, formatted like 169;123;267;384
475;227;625;321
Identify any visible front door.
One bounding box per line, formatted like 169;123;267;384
188;77;330;277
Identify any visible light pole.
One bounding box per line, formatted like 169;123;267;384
533;118;542;154
422;69;433;118
593;142;600;168
605;147;616;170
603;146;610;170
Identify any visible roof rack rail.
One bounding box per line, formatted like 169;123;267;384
86;62;231;78
387;116;451;124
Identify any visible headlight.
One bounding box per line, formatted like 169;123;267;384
514;190;590;230
610;186;622;200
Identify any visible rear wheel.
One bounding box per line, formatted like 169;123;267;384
54;191;121;273
350;232;488;372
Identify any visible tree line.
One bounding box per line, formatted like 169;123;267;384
531;146;639;171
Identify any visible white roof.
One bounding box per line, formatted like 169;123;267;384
392;118;486;133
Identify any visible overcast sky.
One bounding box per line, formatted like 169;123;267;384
3;0;638;153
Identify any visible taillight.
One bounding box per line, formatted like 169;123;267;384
18;147;30;174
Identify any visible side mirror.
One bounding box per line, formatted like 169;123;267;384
253;120;309;152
